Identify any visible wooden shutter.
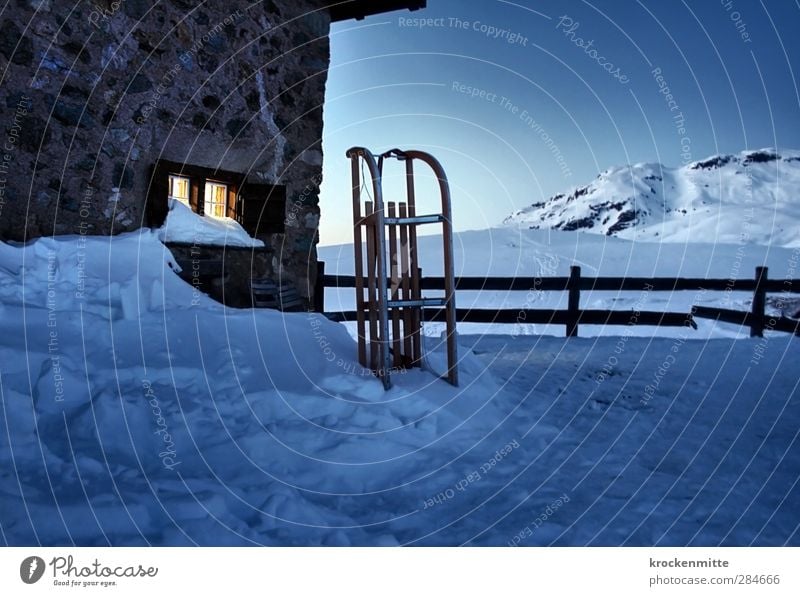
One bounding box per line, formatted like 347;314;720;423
237;183;286;236
145;162;170;227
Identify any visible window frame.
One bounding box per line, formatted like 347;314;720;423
168;174;191;207
147;159;287;238
203;180;229;218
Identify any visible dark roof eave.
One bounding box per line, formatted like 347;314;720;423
328;0;426;22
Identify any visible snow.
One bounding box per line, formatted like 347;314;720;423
0;229;798;546
154;198;264;247
320;226;800;339
504;149;800;247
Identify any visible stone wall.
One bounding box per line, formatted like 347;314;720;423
166;242;274;309
0;0;330;299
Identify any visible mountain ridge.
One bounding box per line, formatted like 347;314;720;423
504;149;800;247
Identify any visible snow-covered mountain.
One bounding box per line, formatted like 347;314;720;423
504;149;800;246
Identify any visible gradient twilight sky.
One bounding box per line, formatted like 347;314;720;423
317;0;800;246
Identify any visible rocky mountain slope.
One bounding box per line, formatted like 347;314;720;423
504;149;800;247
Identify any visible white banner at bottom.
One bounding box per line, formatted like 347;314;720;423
1;547;798;595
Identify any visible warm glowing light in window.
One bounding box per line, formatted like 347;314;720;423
168;175;190;206
204;181;228;218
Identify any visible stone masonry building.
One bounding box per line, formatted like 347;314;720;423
0;0;425;306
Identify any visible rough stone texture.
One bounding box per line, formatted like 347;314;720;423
0;0;330;300
166;243;275;309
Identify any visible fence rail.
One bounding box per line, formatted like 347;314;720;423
315;263;800;338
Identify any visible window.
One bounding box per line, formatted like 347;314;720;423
147;160;287;237
204;181;228;218
168;175;191;206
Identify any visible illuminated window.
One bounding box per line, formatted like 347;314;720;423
204;181;228;218
168;175;190;206
148;160;285;235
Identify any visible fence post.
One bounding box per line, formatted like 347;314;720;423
314;260;325;313
750;266;767;337
566;265;581;337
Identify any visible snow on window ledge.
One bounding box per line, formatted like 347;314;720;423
154;198;265;248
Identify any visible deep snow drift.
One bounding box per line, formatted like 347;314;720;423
0;231;798;545
504;149;800;247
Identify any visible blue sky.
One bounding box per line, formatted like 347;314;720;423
318;0;800;245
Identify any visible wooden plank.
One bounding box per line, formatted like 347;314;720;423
326;308;696;327
371;180;392;388
388;202;402;368
364;201;379;371
412;267;422;367
692;305;749;326
195;179;206;216
694;305;800;336
329;0;427;23
399;202;413;365
314;261;325;313
325;275;800;294
237;183;287;236
769;316;800;335
751;266;767;337
764;279;800;293
146;162;170;227
566;266;581;337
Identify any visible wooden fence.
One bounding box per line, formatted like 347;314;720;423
314;263;800;338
